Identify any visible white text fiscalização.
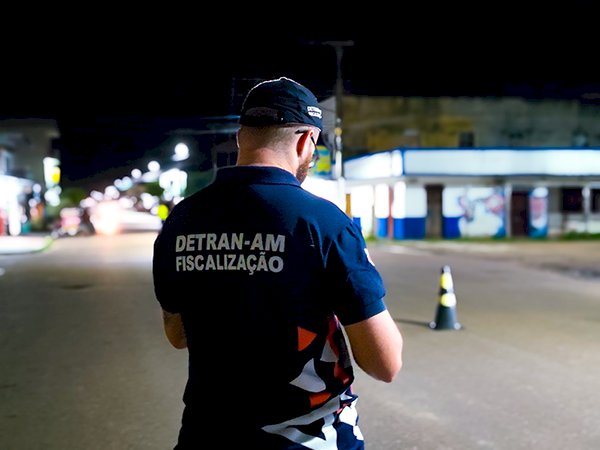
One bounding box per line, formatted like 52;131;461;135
174;232;286;274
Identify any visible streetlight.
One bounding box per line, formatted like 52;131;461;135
173;142;190;162
323;40;354;179
147;161;160;172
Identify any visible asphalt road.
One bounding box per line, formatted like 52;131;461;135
1;233;599;449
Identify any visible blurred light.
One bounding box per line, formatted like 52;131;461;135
90;190;104;201
80;197;97;208
159;168;187;199
173;142;190;161
140;170;159;183
44;186;61;207
91;201;122;235
131;168;142;179
104;185;120;199
140;192;158;210
59;207;82;236
119;197;135;209
115;177;133;191
148;161;160;172
43;157;60;188
90;200;161;234
121;176;132;189
0;177;20;204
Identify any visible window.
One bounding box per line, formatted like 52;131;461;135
561;188;583;212
458;132;475;148
592;189;600;212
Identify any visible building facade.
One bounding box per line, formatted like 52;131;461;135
0;118;60;235
341;148;600;240
311;95;600;239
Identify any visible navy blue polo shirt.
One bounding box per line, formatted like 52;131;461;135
153;166;387;449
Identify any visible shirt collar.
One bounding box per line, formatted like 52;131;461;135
215;166;301;187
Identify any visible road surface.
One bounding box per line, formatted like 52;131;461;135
1;233;599;449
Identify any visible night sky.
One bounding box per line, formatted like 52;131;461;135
3;15;598;186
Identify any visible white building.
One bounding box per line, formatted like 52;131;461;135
338;147;600;239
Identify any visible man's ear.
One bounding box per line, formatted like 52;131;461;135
295;131;311;160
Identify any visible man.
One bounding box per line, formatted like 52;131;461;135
152;77;403;449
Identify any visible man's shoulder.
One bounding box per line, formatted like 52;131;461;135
300;189;352;220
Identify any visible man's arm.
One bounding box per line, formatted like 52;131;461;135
162;310;187;349
344;309;403;383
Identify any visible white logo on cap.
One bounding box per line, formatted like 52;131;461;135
307;106;322;119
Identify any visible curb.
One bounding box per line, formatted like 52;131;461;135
0;236;54;255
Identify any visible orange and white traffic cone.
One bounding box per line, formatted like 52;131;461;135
429;265;462;330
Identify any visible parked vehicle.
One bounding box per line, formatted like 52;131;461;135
52;207;95;238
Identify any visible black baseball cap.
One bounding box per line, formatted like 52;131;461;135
239;77;323;130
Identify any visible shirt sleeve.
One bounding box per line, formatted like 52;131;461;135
152;229;181;314
327;221;387;325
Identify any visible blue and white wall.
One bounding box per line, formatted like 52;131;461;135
391;183;427;239
343;181;429;240
374;183;390;238
349;184;374;237
314;147;600;239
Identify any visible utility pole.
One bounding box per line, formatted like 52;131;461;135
323;40;353;180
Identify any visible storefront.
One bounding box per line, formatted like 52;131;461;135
341;148;600;239
0;174;36;236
